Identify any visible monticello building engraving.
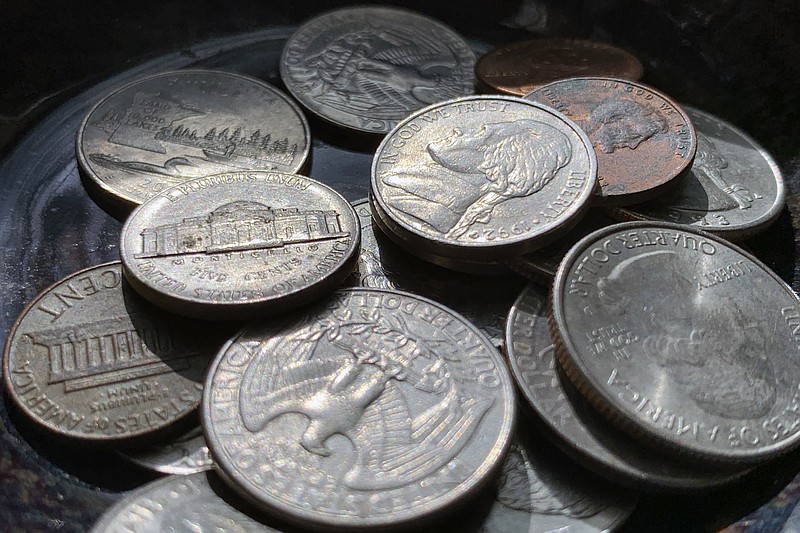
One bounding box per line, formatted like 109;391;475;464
26;314;199;392
137;201;348;258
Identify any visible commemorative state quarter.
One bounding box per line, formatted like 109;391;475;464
91;471;283;532
475;38;643;96
550;222;800;463
349;199;524;347
119;425;213;475
120;171;359;320
371;95;597;261
3;262;218;443
203;288;515;530
280;6;476;135
77;70;310;216
610;106;786;240
526;77;696;206
505;285;751;489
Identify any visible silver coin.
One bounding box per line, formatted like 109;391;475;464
348;199;524;348
119;426;213;475
280;6;475;134
505;210;615;285
431;429;636;533
202;288;516;530
120;171;359;320
3;262;215;442
610;106;786;240
371;95;597;261
506;284;751;489
550;221;800;463
368;195;515;276
91;471;282;532
77;70;310;215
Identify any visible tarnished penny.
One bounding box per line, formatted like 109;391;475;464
119;426;213;475
610;106;786;240
203;288;515;530
430;429;636;533
505;210;614;285
120;171;359;320
280;6;475;135
475;38;643;96
526;77;696;206
550;222;800;463
90;471;283;532
77;70;310;215
3;262;217;443
371;95;597;261
348;199;524;347
506;285;751;489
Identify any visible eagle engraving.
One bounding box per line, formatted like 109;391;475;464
238;308;493;490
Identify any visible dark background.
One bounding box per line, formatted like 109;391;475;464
1;1;799;531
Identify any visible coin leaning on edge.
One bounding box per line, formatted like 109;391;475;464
120;171;360;320
202;288;516;531
76;69;311;216
371;94;598;262
549;221;800;463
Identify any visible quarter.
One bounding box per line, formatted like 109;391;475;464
77;70;310;216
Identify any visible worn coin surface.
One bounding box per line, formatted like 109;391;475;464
505;210;614;285
371;95;597;261
119;426;213;475
203;288;515;530
475;38;643;96
120;171;359;320
348;199;524;347
526;77;696;206
280;6;475;135
429;429;636;533
91;471;283;532
610;106;785;240
77;70;310;214
3;262;217;443
506;285;751;489
550;221;800;463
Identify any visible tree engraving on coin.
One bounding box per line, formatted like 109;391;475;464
120;426;213;475
120;172;359;319
611;107;785;239
77;70;310;212
475;38;643;96
347;199;524;347
550;222;800;462
280;7;476;134
90;472;282;532
3;263;215;442
526;78;696;206
371;96;596;260
203;288;515;529
505;284;750;489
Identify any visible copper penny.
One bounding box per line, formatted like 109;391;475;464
526;77;696;206
475;39;643;96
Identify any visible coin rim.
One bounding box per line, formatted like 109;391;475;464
370;94;598;260
550;220;800;463
76;69;312;213
2;261;204;442
119;171;360;320
526;76;698;206
279;5;476;135
201;287;517;530
608;105;786;240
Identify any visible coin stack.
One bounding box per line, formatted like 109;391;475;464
3;6;794;533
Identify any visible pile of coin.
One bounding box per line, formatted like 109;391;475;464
3;6;794;532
